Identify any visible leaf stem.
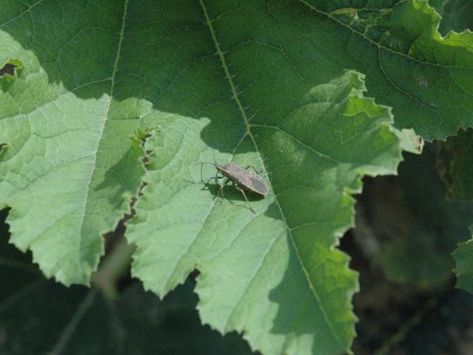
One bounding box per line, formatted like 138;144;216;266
91;237;135;299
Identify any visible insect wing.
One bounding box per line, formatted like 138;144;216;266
216;162;268;196
248;175;268;196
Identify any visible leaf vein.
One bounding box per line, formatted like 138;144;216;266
0;0;45;29
297;0;473;70
76;0;130;279
200;0;344;348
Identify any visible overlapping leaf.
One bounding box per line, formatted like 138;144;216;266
429;0;473;296
1;1;473;354
439;130;473;293
433;0;473;35
453;236;473;293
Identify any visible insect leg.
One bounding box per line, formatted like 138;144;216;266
235;186;256;213
205;175;224;185
216;177;232;204
203;165;224;186
201;163;218;183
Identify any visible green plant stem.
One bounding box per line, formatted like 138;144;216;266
91;238;136;299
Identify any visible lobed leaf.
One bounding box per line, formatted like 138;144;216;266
0;9;146;284
1;0;473;353
127;68;403;354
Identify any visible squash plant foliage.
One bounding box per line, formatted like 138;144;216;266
0;1;473;354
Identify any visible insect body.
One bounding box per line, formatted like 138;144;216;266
205;162;268;212
215;163;268;197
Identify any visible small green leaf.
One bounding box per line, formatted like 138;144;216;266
453;236;473;293
356;145;473;288
453;242;473;293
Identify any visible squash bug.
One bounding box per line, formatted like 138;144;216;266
202;161;268;213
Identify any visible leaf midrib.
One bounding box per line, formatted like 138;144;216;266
76;0;130;279
199;0;344;349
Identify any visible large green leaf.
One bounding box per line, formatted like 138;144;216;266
0;0;468;284
1;0;471;285
1;1;473;354
127;70;402;354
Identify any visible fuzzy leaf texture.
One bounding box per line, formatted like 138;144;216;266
1;1;473;354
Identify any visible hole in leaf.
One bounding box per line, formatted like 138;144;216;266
0;60;23;91
0;59;23;77
0;63;16;76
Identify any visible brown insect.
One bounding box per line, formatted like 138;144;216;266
203;161;269;212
